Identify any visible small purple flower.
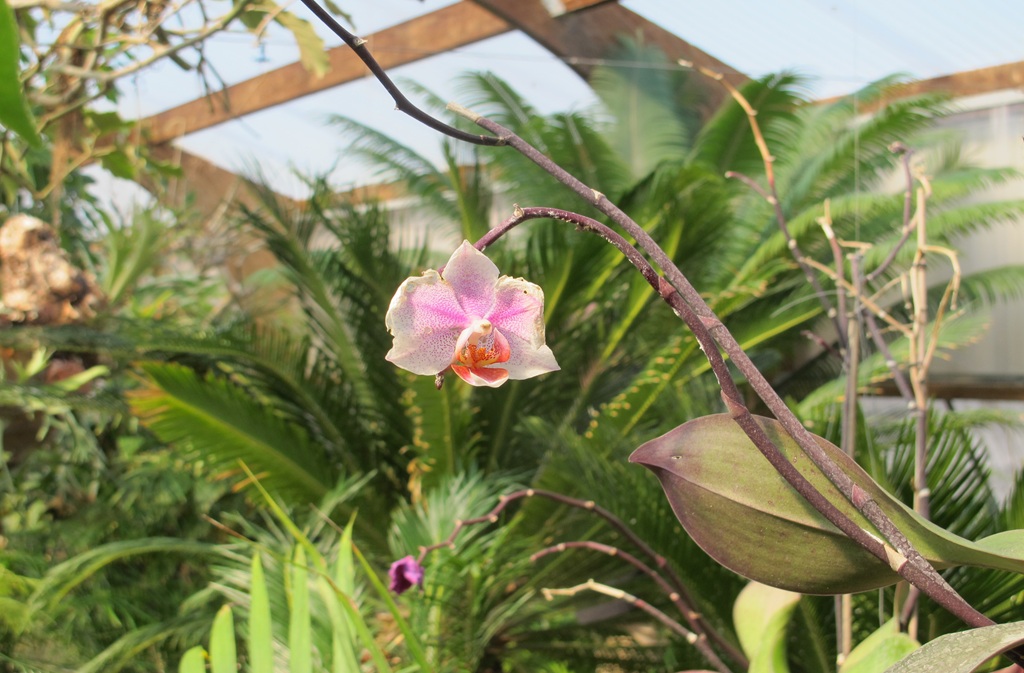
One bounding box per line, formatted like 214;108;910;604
388;555;424;595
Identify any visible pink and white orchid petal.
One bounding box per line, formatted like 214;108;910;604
385;270;468;375
488;276;549;346
441;241;499;319
501;331;560;380
451;363;509;388
487;276;559;379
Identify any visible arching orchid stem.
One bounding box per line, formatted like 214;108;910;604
476;206;661;290
296;0;502;147
318;15;1014;656
470;204;914;620
532;542;734;673
417;486;747;669
448;107;997;634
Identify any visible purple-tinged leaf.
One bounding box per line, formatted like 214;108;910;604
630;414;1024;594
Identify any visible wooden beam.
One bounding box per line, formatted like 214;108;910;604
873;376;1024;402
888;60;1024;101
818;60;1024;107
141;0;615;144
142;2;513;144
471;0;745;114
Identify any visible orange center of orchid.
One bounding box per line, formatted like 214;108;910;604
454;319;509;368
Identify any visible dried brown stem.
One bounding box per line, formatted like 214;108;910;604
867;144;917;284
543;579;700;646
690;62;842;344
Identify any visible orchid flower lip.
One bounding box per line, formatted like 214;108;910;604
384;241;559;387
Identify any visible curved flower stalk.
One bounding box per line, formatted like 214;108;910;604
384;241;559;387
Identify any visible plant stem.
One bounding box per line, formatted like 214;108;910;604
418;485;747;670
296;0;503;147
450;105;996;633
533;541;735;673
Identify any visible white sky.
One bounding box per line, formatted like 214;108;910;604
93;0;1024;206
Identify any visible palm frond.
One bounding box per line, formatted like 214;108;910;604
589;37;691;180
133;363;336;502
328;115;453;212
691;71;807;176
936;264;1024;307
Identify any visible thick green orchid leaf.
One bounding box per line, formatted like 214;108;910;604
0;0;41;146
840;620;919;673
883;622;1024;673
629;414;1024;594
734;582;800;673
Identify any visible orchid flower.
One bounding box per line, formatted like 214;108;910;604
385;241;559;387
388;555;424;595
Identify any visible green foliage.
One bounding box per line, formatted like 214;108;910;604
883;622;1024;673
5;35;1023;672
0;0;40;146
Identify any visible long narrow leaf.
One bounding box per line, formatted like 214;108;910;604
209;605;236;673
0;0;41;146
288;546;312;673
249;554;274;673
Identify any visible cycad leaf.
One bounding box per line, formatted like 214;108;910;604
31;537;222;608
288;546;311;673
133;362;333;502
589;38;689;179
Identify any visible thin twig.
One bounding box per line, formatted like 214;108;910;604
689;61;842;345
296;0;503;147
867;144;917;284
543;579;700;645
532;541;734;673
417;481;746;669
